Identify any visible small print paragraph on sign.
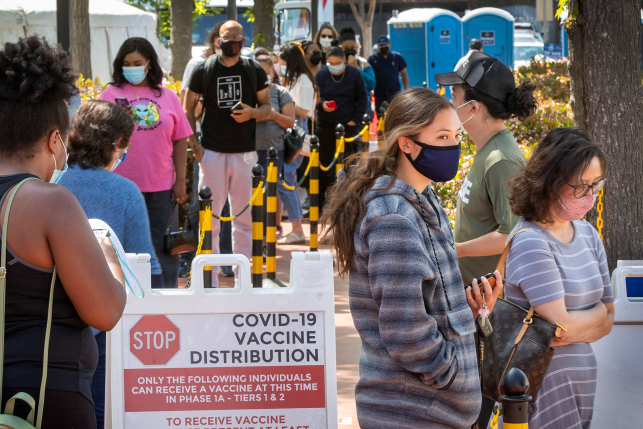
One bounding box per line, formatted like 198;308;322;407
124;366;325;412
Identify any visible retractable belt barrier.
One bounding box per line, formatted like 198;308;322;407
106;252;337;429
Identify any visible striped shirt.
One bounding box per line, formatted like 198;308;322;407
504;219;613;429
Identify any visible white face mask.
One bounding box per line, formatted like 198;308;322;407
456;99;478;125
319;38;332;48
50;135;68;184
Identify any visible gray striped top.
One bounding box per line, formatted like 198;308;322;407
503;219;613;429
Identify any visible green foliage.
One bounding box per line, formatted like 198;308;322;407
126;0;220;41
434;57;573;226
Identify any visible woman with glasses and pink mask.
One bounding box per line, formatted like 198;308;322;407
435;51;537;428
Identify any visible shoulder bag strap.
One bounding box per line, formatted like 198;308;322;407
0;178;40;405
494;226;534;278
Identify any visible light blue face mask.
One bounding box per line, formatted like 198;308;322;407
122;61;149;85
50;136;68;185
327;63;345;74
280;65;288;76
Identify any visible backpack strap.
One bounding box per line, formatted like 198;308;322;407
201;54;221;101
0;177;54;429
240;57;259;105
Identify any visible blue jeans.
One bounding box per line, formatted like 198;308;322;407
257;149;285;229
279;155;303;222
142;190;179;288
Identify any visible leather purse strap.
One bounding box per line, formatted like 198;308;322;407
495;226;534;278
0;178;54;428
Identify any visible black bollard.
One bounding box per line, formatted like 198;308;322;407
266;148;278;280
309;136;320;252
361;113;371;154
496;367;534;428
251;164;264;288
335;123;345;177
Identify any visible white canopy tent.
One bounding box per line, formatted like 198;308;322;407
0;0;171;82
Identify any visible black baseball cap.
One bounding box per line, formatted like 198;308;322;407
376;35;390;45
435;51;515;103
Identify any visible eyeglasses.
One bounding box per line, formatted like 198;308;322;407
566;178;606;198
220;34;243;42
320;34;333;39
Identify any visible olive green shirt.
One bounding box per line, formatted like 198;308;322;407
455;128;526;286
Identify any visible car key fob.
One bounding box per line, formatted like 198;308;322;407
476;315;493;337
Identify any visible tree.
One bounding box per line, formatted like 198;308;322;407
252;0;276;48
71;0;91;78
564;0;643;268
347;0;376;56
169;0;195;79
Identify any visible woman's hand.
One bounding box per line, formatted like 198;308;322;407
346;55;359;68
172;179;186;204
322;101;336;112
100;237;124;287
120;105;134;118
347;121;356;126
466;270;504;320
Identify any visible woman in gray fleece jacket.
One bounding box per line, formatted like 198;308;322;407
322;88;504;428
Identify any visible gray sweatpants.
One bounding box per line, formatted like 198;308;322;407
198;150;257;269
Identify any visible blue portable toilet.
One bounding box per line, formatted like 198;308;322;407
387;8;462;97
462;7;514;68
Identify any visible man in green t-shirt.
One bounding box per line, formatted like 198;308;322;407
436;51;536;429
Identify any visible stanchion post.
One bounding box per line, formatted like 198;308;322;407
309;136;320;252
251;164;264;288
198;186;213;288
495;367;533;428
361;113;370;154
266;148;278;280
377;106;386;150
335;123;345;178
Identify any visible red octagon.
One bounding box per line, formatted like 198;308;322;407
130;315;180;366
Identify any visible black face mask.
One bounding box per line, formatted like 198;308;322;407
379;46;390;56
343;49;357;58
309;51;322;66
220;39;243;57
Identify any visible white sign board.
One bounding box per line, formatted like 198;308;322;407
107;252;337;429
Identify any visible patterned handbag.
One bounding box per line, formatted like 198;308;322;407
478;228;566;403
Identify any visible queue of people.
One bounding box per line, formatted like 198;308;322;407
0;21;614;429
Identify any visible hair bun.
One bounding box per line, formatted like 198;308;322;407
330;39;340;47
0;35;78;104
505;81;537;121
340;27;356;36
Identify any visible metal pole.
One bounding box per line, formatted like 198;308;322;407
252;164;264;288
361;113;370;155
227;0;238;22
309;137;320;252
377;105;386;150
495;367;534;428
266;148;278;280
311;0;318;41
198;186;213;289
56;0;71;55
335;123;345;178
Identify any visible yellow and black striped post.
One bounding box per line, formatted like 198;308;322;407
251;164;264;288
198;186;213;288
361;113;371;155
377;105;386;150
266;148;278;280
335;123;345;178
309;136;320;252
494;368;532;429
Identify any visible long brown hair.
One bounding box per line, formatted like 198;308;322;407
321;88;454;277
313;23;338;48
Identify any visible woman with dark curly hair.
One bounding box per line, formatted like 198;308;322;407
504;128;613;429
435;50;538;429
99;37;193;288
0;35;126;427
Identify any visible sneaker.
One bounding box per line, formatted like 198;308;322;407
178;260;190;278
221;266;234;277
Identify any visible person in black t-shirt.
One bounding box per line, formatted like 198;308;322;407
184;21;271;278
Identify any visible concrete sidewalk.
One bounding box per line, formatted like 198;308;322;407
179;220;361;428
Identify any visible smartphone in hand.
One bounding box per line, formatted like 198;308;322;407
231;101;244;114
115;98;129;108
466;273;501;290
327;100;337;110
93;228;111;244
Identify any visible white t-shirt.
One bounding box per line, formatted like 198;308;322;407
454;49;478;71
288;74;315;117
180;52;208;92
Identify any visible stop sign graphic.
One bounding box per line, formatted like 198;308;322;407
129;315;180;365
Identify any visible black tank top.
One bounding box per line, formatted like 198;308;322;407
0;174;97;403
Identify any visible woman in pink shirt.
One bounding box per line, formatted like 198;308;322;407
100;38;193;288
